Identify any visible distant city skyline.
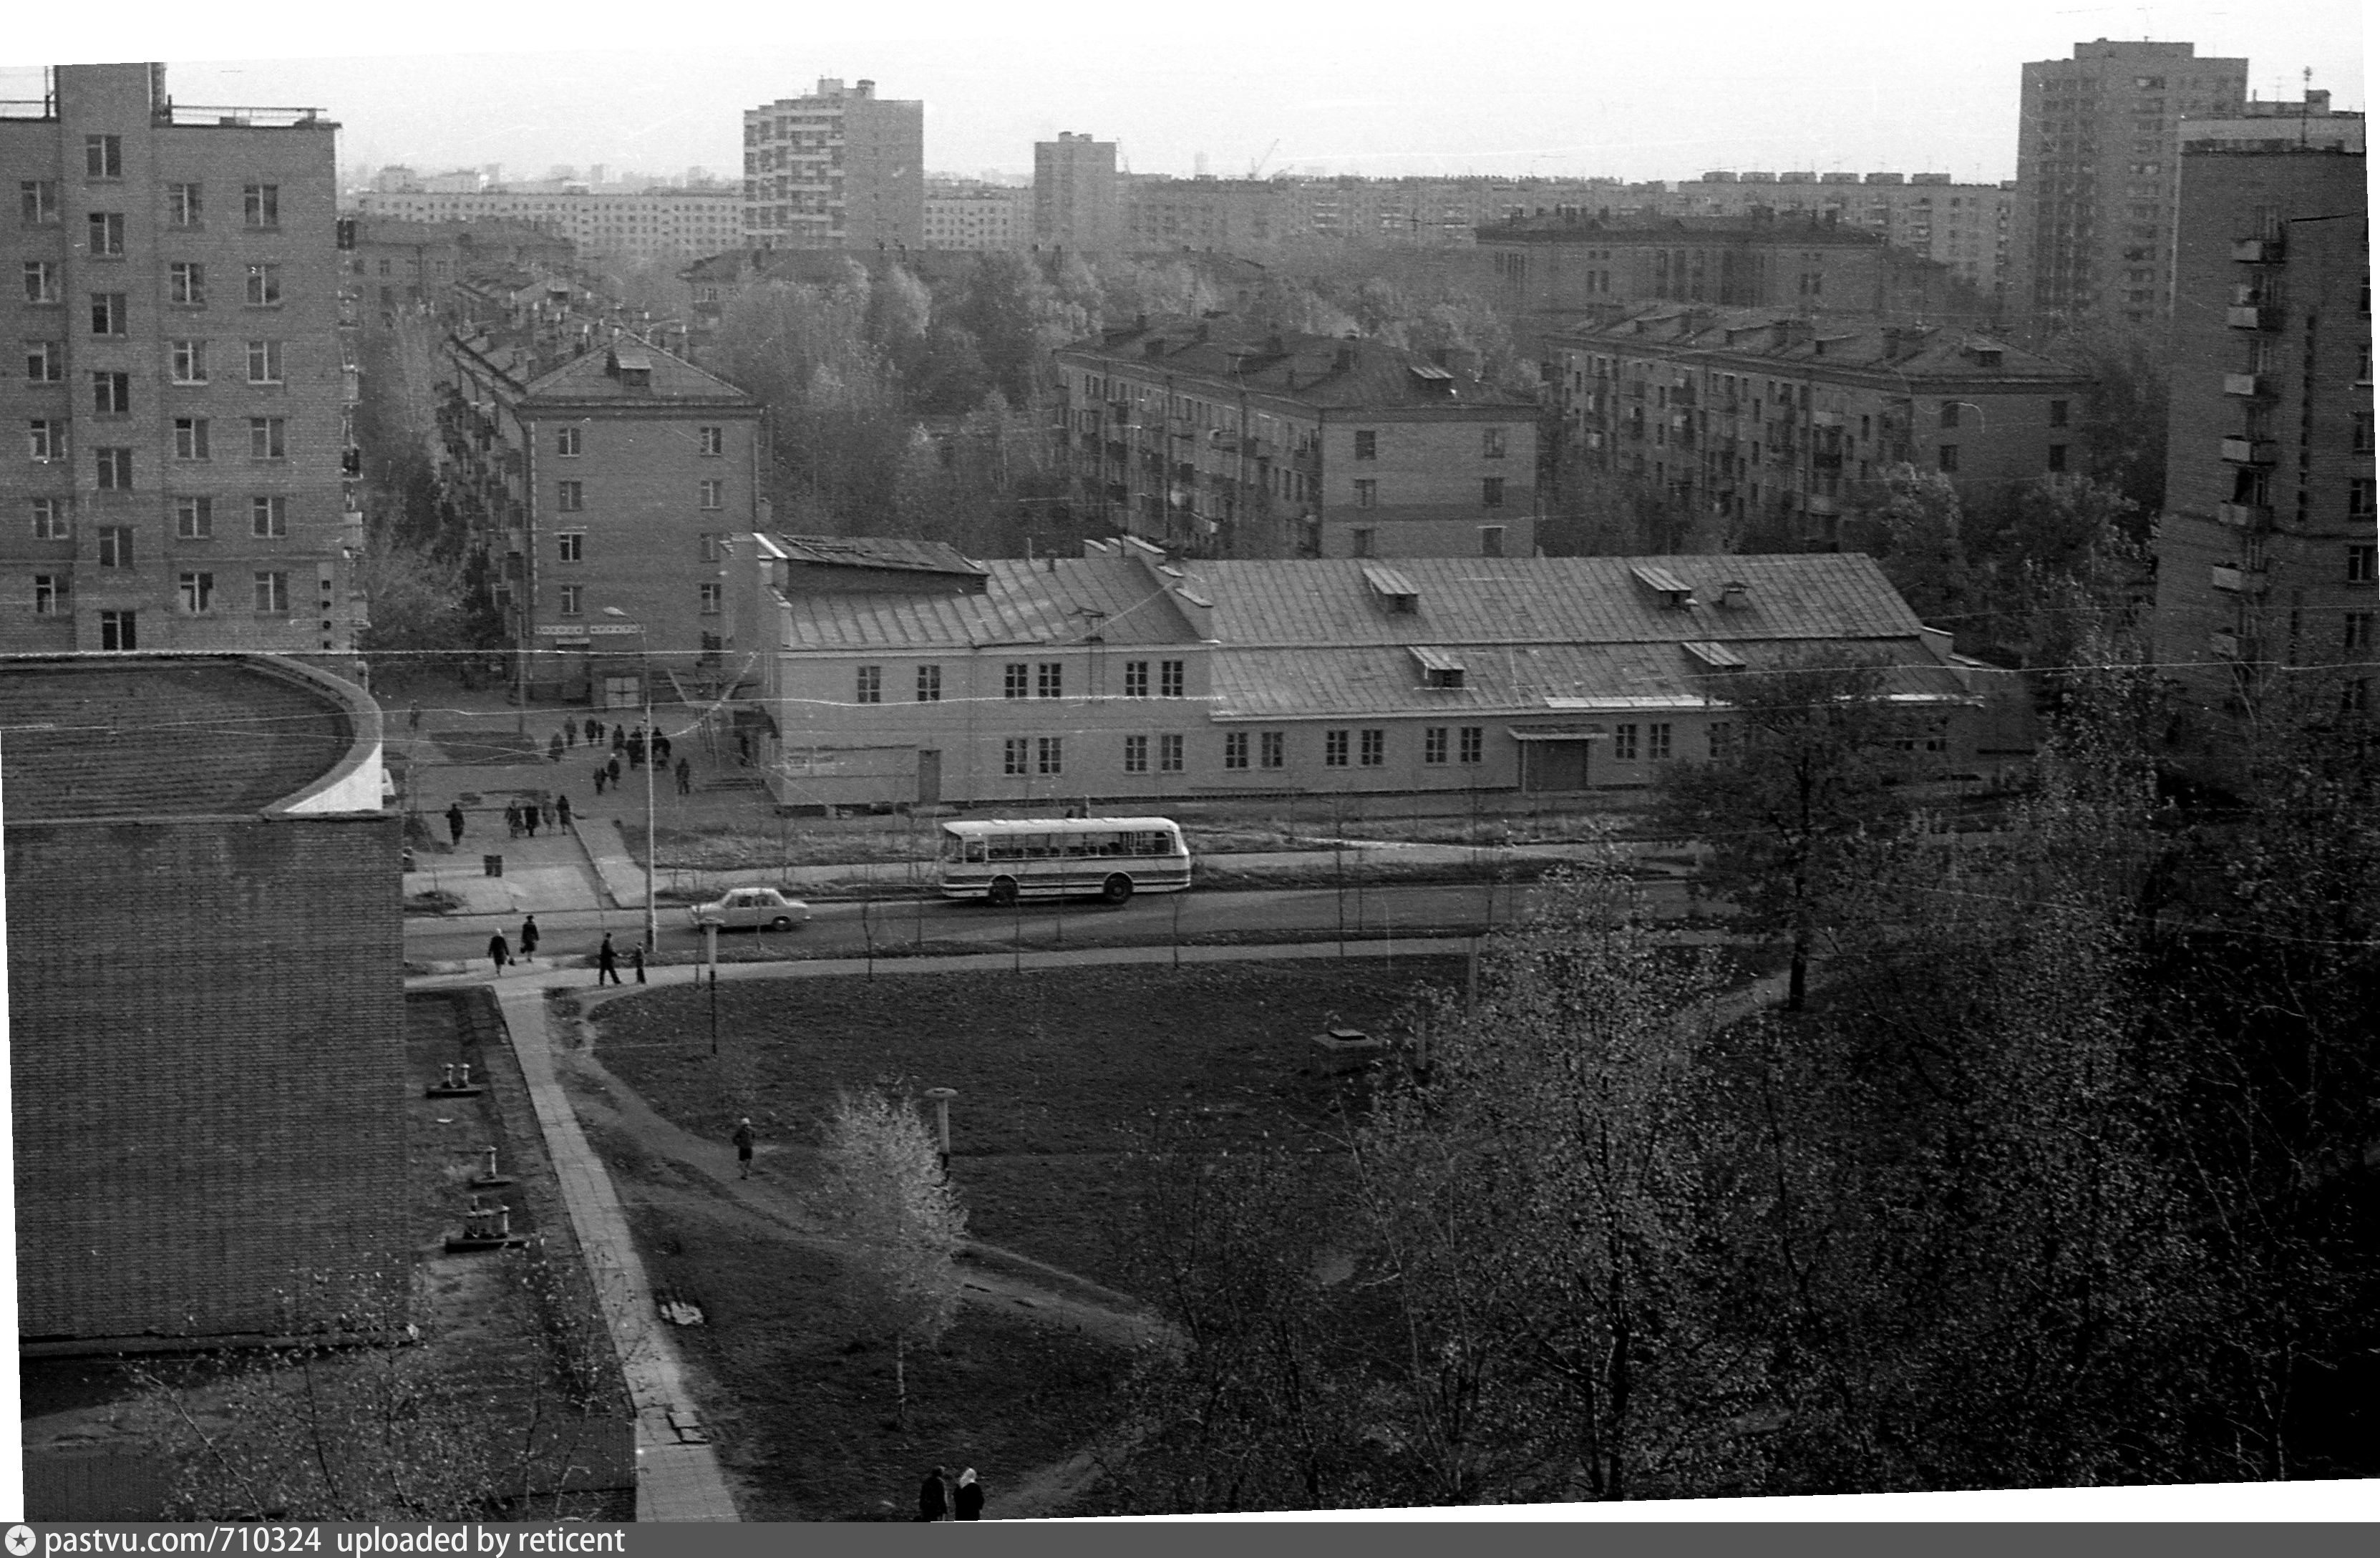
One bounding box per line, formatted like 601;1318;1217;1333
5;1;2364;190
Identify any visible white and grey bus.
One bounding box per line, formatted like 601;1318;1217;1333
934;817;1192;905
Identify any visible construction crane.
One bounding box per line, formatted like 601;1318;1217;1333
1249;139;1281;179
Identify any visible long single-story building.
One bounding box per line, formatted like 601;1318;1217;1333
744;536;2026;811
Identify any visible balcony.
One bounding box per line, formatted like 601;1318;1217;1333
2210;563;2267;595
2227;305;2279;331
2215;500;2273;529
2231;238;2284;263
2223;373;2275;399
2220;437;2278;464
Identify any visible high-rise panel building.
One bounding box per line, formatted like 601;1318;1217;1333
1032;132;1118;252
741;78;924;251
1;62;361;658
2009;39;2249;328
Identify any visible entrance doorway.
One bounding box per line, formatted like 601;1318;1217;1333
916;749;942;805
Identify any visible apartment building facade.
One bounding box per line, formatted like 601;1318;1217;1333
1032;132;1119;252
742;78;924;252
354;185;739;263
1122;175;1290;252
438;330;764;704
2009;39;2249;328
1547;306;2093;547
1053;319;1539;560
1658;172;2016;307
2150;145;2374;738
1;62;361;661
923;182;1024;250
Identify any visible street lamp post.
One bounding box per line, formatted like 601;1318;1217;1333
602;607;661;953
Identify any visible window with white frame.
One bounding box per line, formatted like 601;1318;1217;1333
1036;661;1064;698
243;184;279;228
1613;723;1639;760
244;265;281;306
173;417;209;459
251;495;286;537
1648;723;1673;760
1261;730;1284;769
556;425;581;457
167;182;201;226
1458;726;1482;764
246;340;283;384
24;341;63;381
178;570;215;613
698;479;723;510
1124;734;1150;773
699;582;722;615
21;180;60;225
556;480;583;511
699;426;724;456
94;448;132;489
248;417;284;459
32;497;72;540
1004;662;1028;698
1160;659;1185;698
557;584;583;615
1004;737;1029;776
29;420;64;462
1359;728;1385;766
556;531;584;563
170;339;208;383
1160;733;1183;772
1224;731;1249;769
1036;736;1064;775
34;574;64;614
1324;729;1349;766
1124;660;1149;697
174;496;210;539
855;665;883;704
915;665;941;701
96;525;133;566
84;134;122;177
253;570;289;614
23;261;58;303
1424;726;1448;764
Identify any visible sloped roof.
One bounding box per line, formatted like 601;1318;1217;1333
522;336;756;404
780;555;1202;651
1552;306;2085;382
1059;320;1535;412
774;533;986;577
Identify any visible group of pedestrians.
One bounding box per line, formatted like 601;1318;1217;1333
487;922;646;984
487;915;540;973
917;1465;985;1522
439;795;574;847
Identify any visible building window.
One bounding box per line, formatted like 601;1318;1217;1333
1261;731;1284;769
557;426;582;457
249;417;285;459
1354;429;1377;460
1354;479;1377;509
167;182;202;226
96;525;133;567
1482;426;1507;459
1424;726;1449;764
29;420;64;462
1480;525;1506;557
244;264;281;306
33;497;72;540
90;293;126;335
1359;728;1385;766
2343;613;2374;654
2354;480;2378;521
2344;678;2372;715
86;213;124;256
246;340;283;384
243;185;280;228
94;448;132;490
251;495;286;537
699;583;722;615
172;417;209;460
1160;733;1183;772
1482;477;1505;507
1613;722;1638;761
170;339;207;383
23;341;62;382
1458;726;1482;764
2356;412;2376;455
178;570;215;614
557;480;583;512
34;575;64;614
1160;659;1185;698
557;531;584;563
1004;738;1029;776
2349;544;2378;584
1937;444;1960;473
555;583;583;616
1324;729;1349;766
699;479;723;510
1351;527;1376;557
2047;444;2068;472
98;610;136;651
1036;661;1064;698
2049;399;2069;428
1649;723;1674;761
1224;731;1250;769
174;497;210;539
1036;736;1064;776
1939;403;1961;430
253;570;289;615
915;664;941;701
84;135;121;179
168;262;205;306
21;180;60;225
1003;662;1029;698
23;260;58;303
855;665;883;704
699;426;724;456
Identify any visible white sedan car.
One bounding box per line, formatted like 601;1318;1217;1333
687;886;811;933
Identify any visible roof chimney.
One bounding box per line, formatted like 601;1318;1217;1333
1334;341;1355;373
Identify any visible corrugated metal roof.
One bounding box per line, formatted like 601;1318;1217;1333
780;555;1201;651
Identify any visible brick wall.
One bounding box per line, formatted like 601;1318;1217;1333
9;812;409;1343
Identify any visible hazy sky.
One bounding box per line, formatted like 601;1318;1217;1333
9;1;2366;188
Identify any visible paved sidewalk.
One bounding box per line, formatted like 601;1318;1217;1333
487;976;741;1522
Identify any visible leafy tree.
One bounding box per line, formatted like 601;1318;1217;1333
2038;321;2170;515
815;1086;969;1428
1844;464;1972;630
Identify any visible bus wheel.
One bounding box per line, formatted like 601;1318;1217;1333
988;877;1020;908
1102;874;1134;905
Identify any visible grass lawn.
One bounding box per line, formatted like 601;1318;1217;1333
591;957;1466;1294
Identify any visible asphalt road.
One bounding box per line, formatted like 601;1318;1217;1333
405;877;1699;965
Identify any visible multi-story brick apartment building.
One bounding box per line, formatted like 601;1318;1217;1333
354;184;739;263
741;78;924;252
923;181;1024;250
747;537;2006;811
1546;306;2093;548
1053;318;1539;560
2150;143;2373;741
5;653;403;1349
1122;175;1291;252
1480;212;1982;359
1033;133;1119;253
1;62;362;660
2009;39;2250;328
1658;172;2016;308
438;329;763;705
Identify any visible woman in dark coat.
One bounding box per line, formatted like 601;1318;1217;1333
953;1469;983;1521
519;915;540;961
487;932;510;975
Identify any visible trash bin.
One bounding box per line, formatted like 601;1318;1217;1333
484;855;504;878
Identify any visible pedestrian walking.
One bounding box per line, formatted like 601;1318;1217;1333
407;700;423;735
538;798;555;829
631;945;647;985
505;802;523;839
954;1469;983;1522
628;734;644;770
917;1466;949;1523
487;932;511;975
654;731;672;765
586;716;602;747
593;766;608;797
523;804;538;839
446;802;465;847
608;755;623;787
547;731;565;764
611;726;626;754
596;933;621;986
676;757;692;796
556;793;574;829
732;1118;755;1179
518;914;540;962
564;722;577;749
